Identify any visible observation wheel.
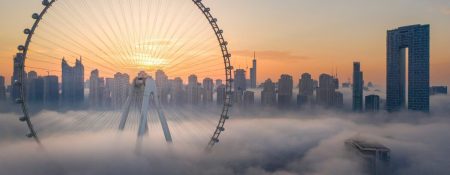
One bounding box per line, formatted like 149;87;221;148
14;0;233;150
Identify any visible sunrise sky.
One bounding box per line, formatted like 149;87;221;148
1;0;449;87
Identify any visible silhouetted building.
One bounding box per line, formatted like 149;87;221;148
216;84;226;105
0;75;6;101
278;74;293;107
43;75;59;105
202;78;214;104
430;86;447;95
353;62;364;112
89;69;105;107
261;79;276;106
243;91;255;106
234;69;247;92
365;95;380;112
170;77;185;105
11;53;26;101
156;70;170;104
61;57;84;105
112;72;129;108
316;74;342;107
250;53;257;88
215;79;223;89
27;71;44;103
345;139;390;175
387;24;430;112
187;75;201;105
298;73;314;105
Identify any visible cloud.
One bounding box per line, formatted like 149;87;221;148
1;95;450;175
233;50;309;62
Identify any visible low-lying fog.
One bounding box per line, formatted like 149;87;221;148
0;93;449;175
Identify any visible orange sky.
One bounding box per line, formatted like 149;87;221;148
1;0;449;87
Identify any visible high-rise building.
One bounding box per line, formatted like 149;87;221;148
187;74;201;105
365;95;380;112
430;86;447;95
316;74;342;107
112;72;129;108
103;78;114;107
249;52;257;88
353;62;364;112
170;77;185;105
11;53;26;101
243;91;255;106
27;71;44;103
387;24;430;112
61;57;84;105
345;139;390;175
298;73;314;106
43;75;59;105
215;79;223;89
202;78;214;104
155;70;170;104
0;75;6;101
216;84;226;105
278;74;293;107
89;69;105;107
261;79;276;106
234;69;247;92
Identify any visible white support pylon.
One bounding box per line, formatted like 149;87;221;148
118;73;172;143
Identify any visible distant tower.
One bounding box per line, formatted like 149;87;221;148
261;79;276;106
234;69;247;91
365;95;380;112
249;52;257;88
11;53;26;102
298;73;314;106
317;74;343;108
0;75;6;101
202;78;214;104
61;57;84;105
187;74;200;105
387;24;430;112
353;62;364;112
278;74;293;107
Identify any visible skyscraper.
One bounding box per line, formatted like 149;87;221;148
216;84;226;105
0;75;6;101
298;73;314;105
89;69;105;107
61;57;85;105
112;72;130;108
11;53;26;101
27;71;44;103
261;79;276;106
278;74;293;107
243;91;255;106
316;74;342;107
353;62;364;112
345;139;391;175
202;78;214;104
234;69;247;92
43;75;59;105
170;77;185;105
387;24;430;112
249;52;257;88
187;74;201;105
155;70;170;104
365;95;380;112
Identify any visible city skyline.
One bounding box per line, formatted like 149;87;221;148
1;0;450;87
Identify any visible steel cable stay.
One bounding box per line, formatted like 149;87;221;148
16;0;233;151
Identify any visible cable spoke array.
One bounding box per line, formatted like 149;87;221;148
15;0;233;150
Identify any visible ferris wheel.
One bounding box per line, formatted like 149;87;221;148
14;0;233;150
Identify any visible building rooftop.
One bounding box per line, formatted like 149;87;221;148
346;139;390;152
